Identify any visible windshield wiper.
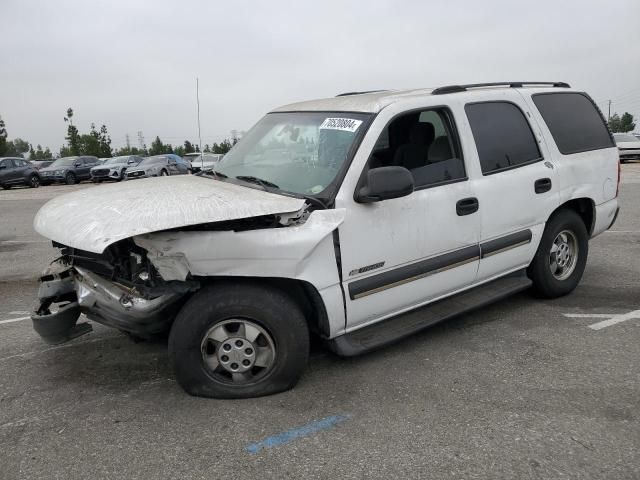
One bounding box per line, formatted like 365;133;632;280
235;175;279;190
234;175;327;209
196;169;227;178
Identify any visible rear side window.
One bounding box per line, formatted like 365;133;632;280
465;102;542;175
532;92;614;155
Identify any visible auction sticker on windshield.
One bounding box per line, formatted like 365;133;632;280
319;117;362;132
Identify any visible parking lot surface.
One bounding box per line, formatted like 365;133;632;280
1;169;639;479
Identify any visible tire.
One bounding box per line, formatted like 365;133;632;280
1;184;10;190
65;172;76;185
160;169;169;176
169;282;309;399
28;175;40;188
118;169;126;181
528;209;589;298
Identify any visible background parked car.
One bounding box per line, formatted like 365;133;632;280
29;159;54;171
0;157;41;189
186;153;224;173
613;133;640;163
125;154;189;180
91;155;144;182
39;156;100;185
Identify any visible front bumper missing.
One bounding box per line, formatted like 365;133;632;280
32;268;92;344
32;265;188;344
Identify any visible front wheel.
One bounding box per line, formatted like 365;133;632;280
1;184;10;190
169;283;309;399
28;175;40;188
160;169;169;176
65;172;76;185
528;209;588;298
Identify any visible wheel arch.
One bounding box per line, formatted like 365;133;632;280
552;197;595;235
193;276;331;338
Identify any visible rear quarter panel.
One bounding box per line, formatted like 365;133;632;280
520;89;619;208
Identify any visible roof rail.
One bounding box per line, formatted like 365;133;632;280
336;90;388;97
431;82;570;95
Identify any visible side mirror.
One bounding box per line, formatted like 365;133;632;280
0;164;6;170
128;160;135;164
355;166;414;203
74;162;81;167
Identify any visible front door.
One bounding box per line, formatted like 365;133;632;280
336;105;481;330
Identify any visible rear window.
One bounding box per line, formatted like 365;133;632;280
465;101;542;175
532;92;614;155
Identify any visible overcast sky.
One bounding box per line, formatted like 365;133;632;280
3;0;639;153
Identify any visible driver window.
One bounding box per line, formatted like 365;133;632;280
369;108;466;189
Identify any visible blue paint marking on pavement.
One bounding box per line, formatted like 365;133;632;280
246;414;350;454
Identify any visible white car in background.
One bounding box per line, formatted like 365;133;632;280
613;133;640;163
91;155;144;182
184;153;225;173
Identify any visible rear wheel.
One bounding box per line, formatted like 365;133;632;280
528;209;588;298
65;172;76;185
169;283;309;399
28;175;40;188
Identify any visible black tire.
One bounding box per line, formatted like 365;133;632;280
1;184;10;190
28;174;40;188
528;209;588;298
65;172;76;185
169;282;309;399
160;169;169;176
118;169;126;181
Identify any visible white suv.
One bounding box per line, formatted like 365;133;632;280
32;82;620;398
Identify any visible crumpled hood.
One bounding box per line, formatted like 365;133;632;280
34;175;305;253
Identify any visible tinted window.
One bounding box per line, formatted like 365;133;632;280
0;159;14;168
14;159;27;167
465;102;541;174
532;93;614;155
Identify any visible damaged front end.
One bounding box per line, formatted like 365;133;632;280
32;240;198;344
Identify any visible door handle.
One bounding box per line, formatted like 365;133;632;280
535;178;552;194
456;197;479;216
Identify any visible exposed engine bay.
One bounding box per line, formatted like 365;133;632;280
33;239;199;344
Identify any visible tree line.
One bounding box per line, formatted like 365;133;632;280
0;107;238;159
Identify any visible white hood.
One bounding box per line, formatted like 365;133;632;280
34;175;305;253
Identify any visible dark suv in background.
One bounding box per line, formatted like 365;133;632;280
39;156;100;185
0;157;41;189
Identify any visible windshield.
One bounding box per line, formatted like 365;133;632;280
614;134;638;143
50;157;77;167
216;112;370;195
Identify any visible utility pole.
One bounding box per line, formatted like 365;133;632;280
608;100;612;121
125;133;131;150
137;131;145;150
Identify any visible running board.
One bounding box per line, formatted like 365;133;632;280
328;270;532;356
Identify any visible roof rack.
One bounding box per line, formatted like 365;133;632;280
336;90;388;97
431;82;570;95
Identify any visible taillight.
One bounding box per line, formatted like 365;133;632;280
616;161;621;197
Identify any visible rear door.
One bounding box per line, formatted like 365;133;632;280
462;92;559;282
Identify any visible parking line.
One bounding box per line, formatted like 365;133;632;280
0;316;31;325
563;313;614;318
246;415;350;454
587;310;640;331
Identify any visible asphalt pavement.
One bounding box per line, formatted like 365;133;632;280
0;169;639;479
